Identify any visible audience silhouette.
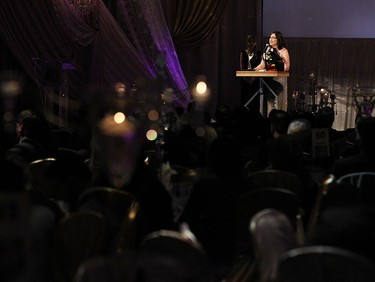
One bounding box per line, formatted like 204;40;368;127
1;101;373;282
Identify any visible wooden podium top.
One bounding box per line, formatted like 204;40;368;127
236;70;290;77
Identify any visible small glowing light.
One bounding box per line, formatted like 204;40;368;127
114;112;126;124
128;203;139;220
1;80;21;96
192;76;210;104
195;126;206;137
148;110;159;121
115;82;126;97
196;81;207;95
146;129;158;141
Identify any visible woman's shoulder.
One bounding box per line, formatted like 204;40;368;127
280;47;289;53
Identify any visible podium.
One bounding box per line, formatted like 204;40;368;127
236;70;289;116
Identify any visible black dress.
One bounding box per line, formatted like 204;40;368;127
262;47;285;102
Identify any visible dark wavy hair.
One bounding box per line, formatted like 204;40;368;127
271;31;286;49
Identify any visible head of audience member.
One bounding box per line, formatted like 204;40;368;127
268;109;291;138
6;110;53;166
250;209;297;282
16;110;50;143
287;118;312;142
287;118;313;157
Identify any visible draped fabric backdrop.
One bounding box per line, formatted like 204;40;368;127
0;0;374;130
0;0;190;126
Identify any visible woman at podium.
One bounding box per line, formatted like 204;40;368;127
254;31;290;112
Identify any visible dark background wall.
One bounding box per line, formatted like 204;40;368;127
263;0;375;38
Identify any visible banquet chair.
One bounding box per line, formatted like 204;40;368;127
246;169;304;198
52;210;107;282
233;188;305;260
75;228;214;282
308;172;375;233
336;171;375;188
226;209;297;282
28;158;57;198
75;249;213;282
277;245;375;282
139;228;213;281
236;188;303;231
77;187;140;254
29;155;91;213
77;187;137;224
337;172;375;203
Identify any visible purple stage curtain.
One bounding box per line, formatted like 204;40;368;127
51;0;155;89
0;0;191;119
115;0;190;105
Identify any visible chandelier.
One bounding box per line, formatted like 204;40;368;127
74;0;96;6
72;0;98;15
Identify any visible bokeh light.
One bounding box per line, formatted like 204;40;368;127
114;112;126;123
148;110;159;121
1;80;21;96
191;75;210;104
146;129;158;141
115;82;126;97
195;126;206;137
196;81;207;95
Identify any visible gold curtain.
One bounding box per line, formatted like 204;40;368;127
172;0;228;47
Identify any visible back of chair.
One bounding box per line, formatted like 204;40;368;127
247;169;303;198
337;172;375;204
234;188;303;258
336;171;375;189
77;187;136;220
309;172;375;232
28;158;57;198
237;188;301;227
53;210;107;282
75;229;213;282
77;187;140;254
278;245;375;282
227;209;297;282
140;229;213;282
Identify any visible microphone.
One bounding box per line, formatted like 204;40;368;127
264;44;270;52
